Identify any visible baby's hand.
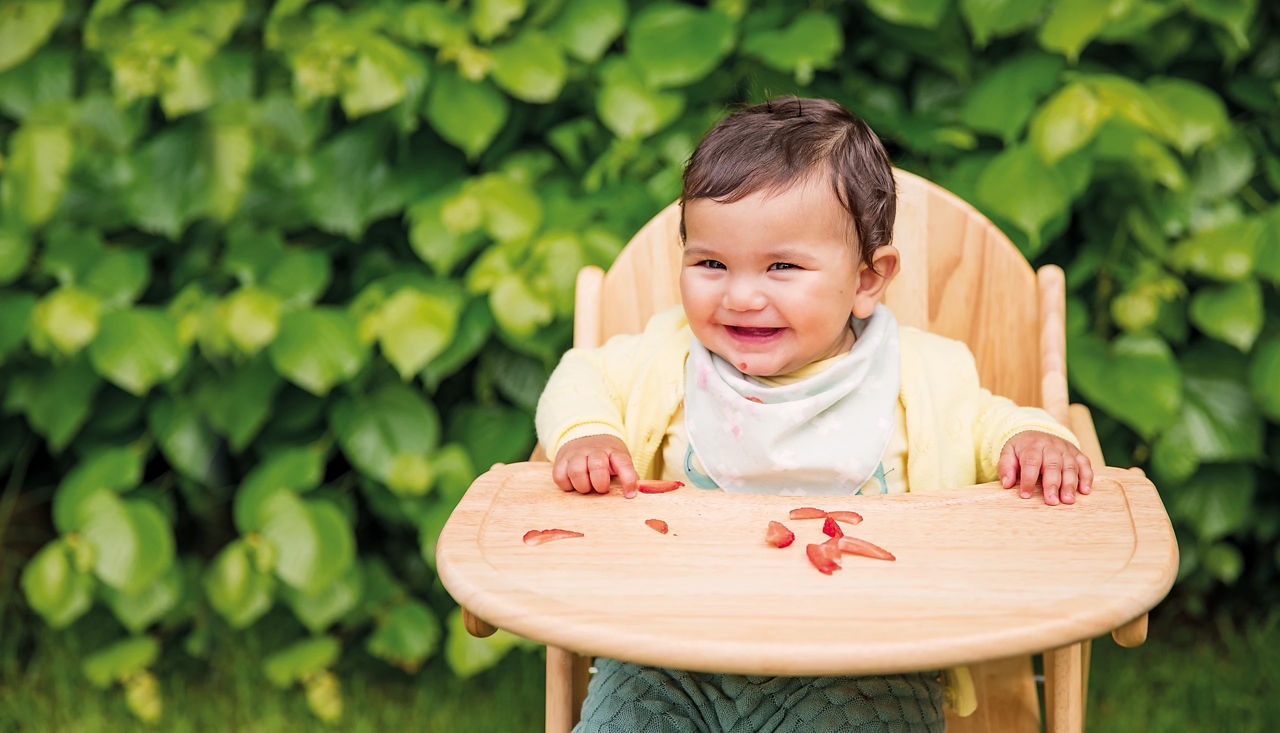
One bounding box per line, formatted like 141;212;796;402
998;431;1093;506
551;435;638;496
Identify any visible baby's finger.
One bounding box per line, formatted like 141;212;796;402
552;458;572;492
1059;461;1079;505
1078;454;1094;495
997;442;1019;489
1041;456;1062;506
1017;449;1041;500
611;452;639;498
586;453;612;494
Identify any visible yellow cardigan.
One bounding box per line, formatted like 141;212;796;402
536;306;1077;490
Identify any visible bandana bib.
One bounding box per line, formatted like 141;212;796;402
683;304;900;496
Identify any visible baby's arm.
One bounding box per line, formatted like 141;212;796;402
997;431;1093;506
552;434;639;495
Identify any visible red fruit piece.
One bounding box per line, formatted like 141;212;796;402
822;516;844;538
645;518;669;534
765;521;795;548
805;543;842;574
836;536;896;561
789;507;827;520
523;529;585;546
637;480;684;494
827;511;863;525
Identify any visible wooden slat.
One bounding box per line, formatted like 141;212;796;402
946;656;1040;733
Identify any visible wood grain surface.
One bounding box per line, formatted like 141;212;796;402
437;462;1177;678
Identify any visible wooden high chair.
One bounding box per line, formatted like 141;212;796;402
436;170;1178;732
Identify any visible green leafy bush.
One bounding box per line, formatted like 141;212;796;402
2;0;1277;722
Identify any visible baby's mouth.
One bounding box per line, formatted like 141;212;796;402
728;326;782;338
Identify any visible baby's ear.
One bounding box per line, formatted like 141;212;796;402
852;246;900;319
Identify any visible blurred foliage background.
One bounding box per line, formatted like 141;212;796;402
0;0;1277;726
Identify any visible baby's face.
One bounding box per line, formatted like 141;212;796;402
680;177;873;377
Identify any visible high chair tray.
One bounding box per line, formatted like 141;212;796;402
436;462;1177;676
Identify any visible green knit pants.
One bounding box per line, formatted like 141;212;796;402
573;658;946;733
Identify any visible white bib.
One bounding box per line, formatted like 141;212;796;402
683;304;900;496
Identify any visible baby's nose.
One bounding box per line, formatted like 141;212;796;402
722;277;767;310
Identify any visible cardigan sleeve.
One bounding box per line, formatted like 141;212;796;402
972;389;1081;483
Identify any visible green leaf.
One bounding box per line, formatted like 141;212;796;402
147;397;221;485
3;122;73;226
305;123;404;240
204;540;276;628
261;494;355;594
30;286;101;357
268;308;367;396
52;445;145;533
200;358;282;453
479;347;548;412
443;606;522;678
407;192;487;274
1191;133;1255;201
490;30;567;103
82;636;160;689
960;0;1049;46
422;298;494;390
21;540;94;628
125;125;206;239
1248;333;1280;420
1152;343;1263;480
1256;207;1280;285
471;0;526;42
425;68;509;160
1203;542;1243;584
1067;331;1182;440
396;2;469;47
88;308;187;396
1188;279;1263;351
234;446;326;534
448;404;534;472
263;636;341;688
330;383;441;495
0;45;72;119
962;53;1063;143
1028;82;1105;163
81;496;175;595
1091;121;1185;190
378;286;461;380
4;357;99;451
222;225;285;284
975;144;1071;252
595;58;684;140
219;287;282;356
548;0;625;62
365;600;440;672
475;174;543;242
866;0;949;27
0;0;65;73
1146;78;1229;155
1186;0;1256;50
0;291;35;362
626;3;735;89
101;561;183;634
80;249;150;309
282;562;363;634
489;273;554;338
1169;217;1262;281
206;120;254;221
741;10;842;84
1168;464;1255;542
0;225;32;284
262;249;332;308
341;38;425;119
1036;0;1113;62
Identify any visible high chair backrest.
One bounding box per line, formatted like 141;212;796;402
574;169;1064;420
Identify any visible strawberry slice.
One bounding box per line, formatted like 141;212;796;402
637;480;684;494
523;529;585;546
806;543;841;574
645;518;669;534
827;511;863;525
765;520;795;548
789;507;827;520
822;516;844;538
836;536;896;561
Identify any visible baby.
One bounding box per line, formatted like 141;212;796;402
535;96;1091;732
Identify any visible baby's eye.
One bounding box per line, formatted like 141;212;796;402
768;262;798;271
698;259;726;270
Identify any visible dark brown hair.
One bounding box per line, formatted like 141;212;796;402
680;96;896;265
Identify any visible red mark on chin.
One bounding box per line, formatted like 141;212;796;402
738;362;748;370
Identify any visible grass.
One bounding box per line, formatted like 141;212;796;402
1;602;1276;732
